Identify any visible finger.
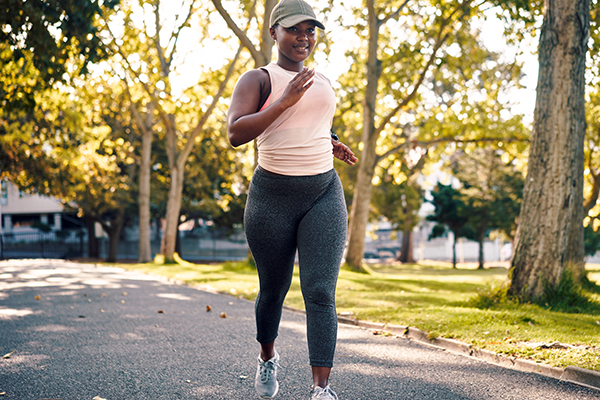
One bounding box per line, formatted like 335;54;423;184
294;69;315;86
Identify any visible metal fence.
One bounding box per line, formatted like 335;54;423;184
0;231;85;260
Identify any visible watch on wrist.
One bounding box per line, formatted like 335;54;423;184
330;129;339;141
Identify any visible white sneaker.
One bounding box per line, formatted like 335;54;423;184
310;385;338;400
255;350;281;398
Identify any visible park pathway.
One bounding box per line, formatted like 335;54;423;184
0;259;598;400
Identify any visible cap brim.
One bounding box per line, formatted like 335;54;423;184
278;15;325;30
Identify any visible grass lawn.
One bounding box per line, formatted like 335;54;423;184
115;258;600;372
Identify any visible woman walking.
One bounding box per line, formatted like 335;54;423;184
227;0;357;398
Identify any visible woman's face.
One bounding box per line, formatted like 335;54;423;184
271;21;318;65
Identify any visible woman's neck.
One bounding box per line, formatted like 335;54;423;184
276;59;304;72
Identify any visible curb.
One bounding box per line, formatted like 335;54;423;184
338;317;600;392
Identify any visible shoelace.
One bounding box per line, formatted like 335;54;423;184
259;358;281;383
312;386;338;400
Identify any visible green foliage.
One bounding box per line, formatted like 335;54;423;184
32;221;52;233
427;183;469;240
584;224;600;257
0;0;118;111
472;270;600;314
535;270;600;314
371;164;424;234
466;284;511;309
450;147;524;241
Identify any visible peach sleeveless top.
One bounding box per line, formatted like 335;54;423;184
256;63;336;176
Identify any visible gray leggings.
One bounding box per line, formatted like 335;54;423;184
244;166;347;367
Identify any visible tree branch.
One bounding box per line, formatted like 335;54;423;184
374;1;470;138
381;0;411;25
211;0;266;65
179;43;244;164
154;0;170;76
167;0;195;67
376;136;529;163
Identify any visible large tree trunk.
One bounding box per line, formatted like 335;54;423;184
399;228;414;263
85;216;99;259
105;209;126;263
399;228;415;263
138;127;153;263
161;163;184;262
345;0;382;271
508;0;588;298
346;131;378;269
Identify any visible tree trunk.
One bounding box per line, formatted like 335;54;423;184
508;0;588;298
399;228;415;263
478;236;484;270
345;0;382;271
85;216;99;259
105;210;126;263
346;130;378;269
452;234;457;269
478;218;486;270
138;126;153;263
161;163;184;262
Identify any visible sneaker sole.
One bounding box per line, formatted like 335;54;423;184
258;382;278;399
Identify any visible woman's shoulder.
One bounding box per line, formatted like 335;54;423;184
239;68;270;83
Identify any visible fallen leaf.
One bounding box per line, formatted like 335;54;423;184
121;300;125;304
88;299;92;303
0;391;5;395
157;310;164;314
84;294;88;297
206;305;212;312
185;380;199;385
40;364;49;370
3;351;16;359
34;295;41;300
220;312;227;318
101;293;107;297
93;397;107;400
99;309;105;313
239;375;248;379
228;302;234;305
122;292;128;296
78;315;86;318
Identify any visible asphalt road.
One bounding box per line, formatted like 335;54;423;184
1;259;598;400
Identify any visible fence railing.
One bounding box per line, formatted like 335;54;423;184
0;231;85;260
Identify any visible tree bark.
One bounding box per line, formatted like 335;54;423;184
399;228;415;263
85;216;99;259
137;106;154;263
509;0;588;297
345;0;382;270
452;234;457;269
161;162;184;262
104;209;126;263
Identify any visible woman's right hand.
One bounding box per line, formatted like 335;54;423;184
279;67;316;109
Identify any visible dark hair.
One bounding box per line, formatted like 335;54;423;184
271;23;279;29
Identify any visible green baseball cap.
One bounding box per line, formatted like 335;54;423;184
270;0;325;30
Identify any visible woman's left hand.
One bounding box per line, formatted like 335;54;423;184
332;139;358;166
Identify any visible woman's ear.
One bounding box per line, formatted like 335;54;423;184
269;26;277;41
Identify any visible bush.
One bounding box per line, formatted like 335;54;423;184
534;270;600;314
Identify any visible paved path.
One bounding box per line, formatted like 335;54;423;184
0;260;598;400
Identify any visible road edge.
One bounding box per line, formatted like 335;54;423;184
335;316;600;392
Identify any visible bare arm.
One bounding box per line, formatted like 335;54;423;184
227;67;316;147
